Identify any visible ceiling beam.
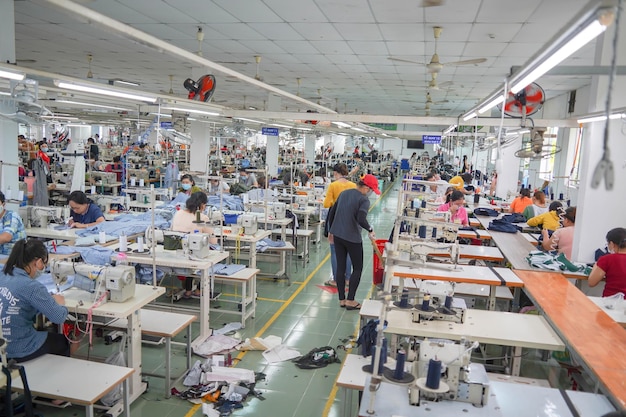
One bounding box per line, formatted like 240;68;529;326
42;0;337;114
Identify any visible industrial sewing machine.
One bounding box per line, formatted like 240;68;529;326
182;233;213;259
237;214;258;234
87;171;118;185
294;194;309;208
20;206;70;228
50;260;136;303
411;280;467;324
410;338;489;407
92;195;130;213
270;202;286;220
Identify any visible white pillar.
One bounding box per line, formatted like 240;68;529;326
304;134;316;165
0;1;18;206
189;121;212;172
266;134;279;176
494;134;523;200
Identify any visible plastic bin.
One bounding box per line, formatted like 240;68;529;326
373;239;387;285
224;213;241;225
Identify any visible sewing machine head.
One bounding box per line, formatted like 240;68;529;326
183;233;212;259
49;260;136;303
294;195;309;208
238;214;258;235
92;195;129;214
23;206;67;228
411;338;489;406
410;280;466;324
271;202;286;220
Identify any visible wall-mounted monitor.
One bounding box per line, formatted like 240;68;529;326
406;140;425;149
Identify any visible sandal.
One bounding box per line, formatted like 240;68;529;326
324;280;337;287
345;302;362;311
339;300;346;308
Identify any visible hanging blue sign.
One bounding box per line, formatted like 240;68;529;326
160;121;173;129
422;135;442;144
262;127;279;136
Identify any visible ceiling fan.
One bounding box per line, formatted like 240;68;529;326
254;55;263;81
428;73;454;90
388;26;487;73
514;128;561;159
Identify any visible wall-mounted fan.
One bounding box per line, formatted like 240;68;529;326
499;83;545;119
0;79;50;125
514;128;561;159
388;27;487;73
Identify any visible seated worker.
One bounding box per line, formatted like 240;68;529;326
179;174;203;196
209;178;230;194
171;192;218;298
424;171;447;198
448;173;474;195
239;168;258;188
589;227;626;297
0;239;69;363
67;190;105;229
0;191;27;256
522;190;549;220
541;206;576;259
105;155;124;182
437;190;469;226
527;201;563;231
509;188;532;213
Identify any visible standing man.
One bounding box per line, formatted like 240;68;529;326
328;174;380;310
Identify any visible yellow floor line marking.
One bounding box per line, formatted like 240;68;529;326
256;297;287;303
322;284;376;417
186;181;394;417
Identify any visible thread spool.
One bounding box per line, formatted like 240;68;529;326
426;359;442;389
195;210;201;223
99;231;106;244
91;185;96;194
394;288;413;309
418;225;427;239
559;193;564;200
137;237;145;253
130;177;136;187
393;350;406;380
421;199;427;208
421;294;431;311
410;199;415;209
551;193;554;200
139;179;145;187
432;228;437;238
444;295;453;309
119;234;127;252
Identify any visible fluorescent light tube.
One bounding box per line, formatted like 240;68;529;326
443;124;457;134
577;113;625;124
462;112;477;121
511;20;607;94
332;121;351;128
0;69;25;81
352;127;366;132
55;80;157;103
161;106;220;116
56;99;131;111
236;117;263;124
478;95;505;114
270;123;291;128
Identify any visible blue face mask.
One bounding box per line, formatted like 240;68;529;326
182;183;192;191
41;147;49;152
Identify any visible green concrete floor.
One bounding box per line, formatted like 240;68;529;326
27;179;567;417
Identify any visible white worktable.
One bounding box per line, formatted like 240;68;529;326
360;299;564;376
11;355;135;417
25;226;77;241
588;296;626;327
429;244;504;262
214;227;271;269
62;284;164;403
116;247;229;348
386;263;522;310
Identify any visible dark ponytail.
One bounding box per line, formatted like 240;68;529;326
3;239;48;276
185;191;208;213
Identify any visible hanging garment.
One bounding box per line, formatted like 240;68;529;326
164;162;179;189
32;158;49;206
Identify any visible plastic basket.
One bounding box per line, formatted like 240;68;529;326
373;239;387;285
224;213;240;225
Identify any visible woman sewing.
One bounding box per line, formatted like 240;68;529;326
67;190;105;229
0;239;69;362
437;190;469;226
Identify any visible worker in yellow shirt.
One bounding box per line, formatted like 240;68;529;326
448;173;473;195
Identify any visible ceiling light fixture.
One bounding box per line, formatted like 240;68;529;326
352;127;366;132
54;80;157;103
56;99;131;111
161;106;220;116
236;117;263;124
478;94;505;114
509;0;616;94
577;112;625;123
332;121;351;128
270;123;292;128
462;112;477;122
109;79;141;87
443;124;457;134
0;68;26;81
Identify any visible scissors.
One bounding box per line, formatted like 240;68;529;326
591;147;614;190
